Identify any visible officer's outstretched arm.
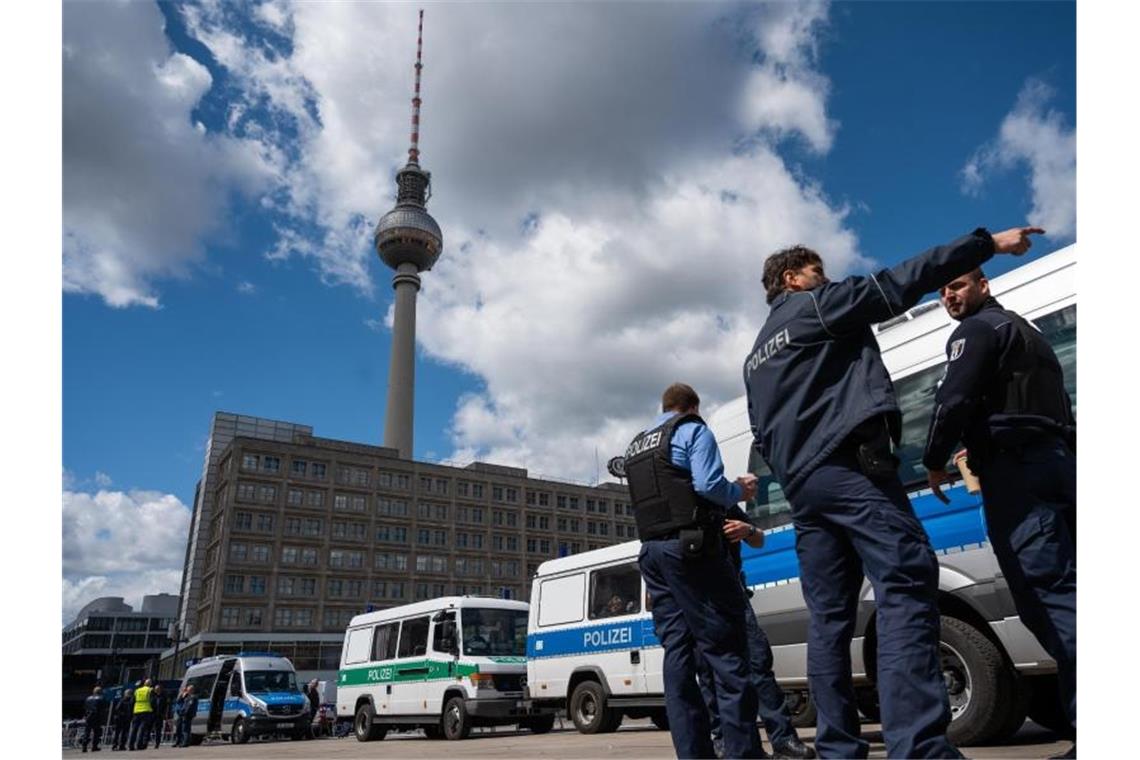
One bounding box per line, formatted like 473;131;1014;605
814;229;996;334
922;320;999;471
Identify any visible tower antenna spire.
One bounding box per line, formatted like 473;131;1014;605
408;9;425;165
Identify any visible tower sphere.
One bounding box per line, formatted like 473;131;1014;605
374;205;443;272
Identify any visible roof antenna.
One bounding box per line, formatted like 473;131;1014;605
408;9;425;166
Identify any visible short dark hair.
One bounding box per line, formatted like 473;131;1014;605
661;383;700;413
762;245;823;304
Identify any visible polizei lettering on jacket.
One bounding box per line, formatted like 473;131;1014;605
583;626;633;648
746;328;791;375
625;431;663;459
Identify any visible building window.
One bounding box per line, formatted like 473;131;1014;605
291;459;307;477
241;454;259;471
538;492;550;507
311;462;327;480
248;576;266;595
332;521;367;541
262;456;280;473
224;575;244;594
281;547;299;565
287;489;304;507
526;492;536;506
374;552;408;571
306;491;324;508
221;607;240;627
557;518;567;532
377;498;408;517
557;495;567;509
415;555;448;574
389;582;405;599
599;522;610;536
598;499;609;514
527;539;537;553
376;525;408;544
569;518;580;533
539;515;550;530
569;497;580;511
229;542;248;562
540;539;551;553
327;579;344;597
234;512;253;531
373;580;387;599
256;513;274;532
258;485;276;503
251;544;270;562
505;487;518;503
237;483;256;501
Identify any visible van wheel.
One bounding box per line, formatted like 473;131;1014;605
231;717;250;744
424;724;444;740
442;696;472;740
941;616;1015;746
650;709;669;731
354;702;385;742
522;715;555;734
569;681;618;734
786;689;817;728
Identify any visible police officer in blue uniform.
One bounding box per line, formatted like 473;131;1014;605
742;225;1043;759
923;267;1075;759
697;505;816;759
626;382;763;759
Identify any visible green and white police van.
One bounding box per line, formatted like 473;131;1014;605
338;596;555;741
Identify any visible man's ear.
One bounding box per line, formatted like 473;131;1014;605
979;278;991;297
781;269;796;290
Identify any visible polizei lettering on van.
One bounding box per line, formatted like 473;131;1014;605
745;327;791;375
625;431;663;458
583;626;632;648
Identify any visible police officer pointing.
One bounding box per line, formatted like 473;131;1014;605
627;382;763;759
923;266;1076;759
742;226;1042;759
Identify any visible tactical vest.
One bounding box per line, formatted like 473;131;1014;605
624;413;726;540
984;309;1074;431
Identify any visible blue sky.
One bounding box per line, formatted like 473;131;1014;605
60;0;1075;618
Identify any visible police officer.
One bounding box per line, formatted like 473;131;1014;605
697;506;816;760
80;685;107;752
742;226;1042;758
626;382;762;759
111;688;133;751
923;267;1075;759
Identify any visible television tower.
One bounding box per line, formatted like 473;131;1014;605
375;9;442;459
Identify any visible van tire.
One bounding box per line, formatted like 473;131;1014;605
442;696;472;740
941;616;1014;746
231;717;250;744
424;724;444;740
650;709;669;731
569;681;618;734
354;702;385;742
522;715;555;734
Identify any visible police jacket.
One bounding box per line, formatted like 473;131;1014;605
744;229;995;494
83;694;107;722
181;694;200;720
923;297;1074;472
114;696;134;723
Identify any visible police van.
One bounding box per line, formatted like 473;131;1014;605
180;652;309;744
530;245;1076;746
338;596;553;741
525;544;669;734
706;243;1077;746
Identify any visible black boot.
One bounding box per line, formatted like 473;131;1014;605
771;736;816;759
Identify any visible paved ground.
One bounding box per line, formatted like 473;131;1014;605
65;719;1071;758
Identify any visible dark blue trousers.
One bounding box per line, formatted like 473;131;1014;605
639;537;763;759
698;598;798;747
128;713;152;750
789;451;959;759
980;438;1076;735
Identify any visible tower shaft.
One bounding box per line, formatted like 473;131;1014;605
383;263;421;459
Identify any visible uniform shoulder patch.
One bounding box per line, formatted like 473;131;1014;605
949;338;966;361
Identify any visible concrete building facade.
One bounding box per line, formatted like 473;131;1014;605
164;412;634;678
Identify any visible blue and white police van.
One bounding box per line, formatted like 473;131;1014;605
525;544;669;734
528;245;1076;746
180;652;309;744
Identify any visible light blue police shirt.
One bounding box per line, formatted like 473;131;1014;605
653;411;742;508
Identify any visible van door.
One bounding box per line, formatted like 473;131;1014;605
586;562;647;695
224;664;245;735
207;659;237;732
188;671;216;737
368;622;400;716
428;612;459;710
390;615;432;716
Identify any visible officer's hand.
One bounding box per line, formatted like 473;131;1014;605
991;226;1046;255
736;474;758;501
723;519;753;543
927;468;952;504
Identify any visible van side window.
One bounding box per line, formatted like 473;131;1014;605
589;563;642;619
371;622;399;661
344;626;373;666
397;616;430;658
538;573;584;626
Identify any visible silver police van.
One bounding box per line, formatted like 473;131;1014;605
180;652;310;744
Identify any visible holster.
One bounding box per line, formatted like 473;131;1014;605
850;416;900;481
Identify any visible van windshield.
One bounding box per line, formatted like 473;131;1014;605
460;608;528;657
243;670;298;694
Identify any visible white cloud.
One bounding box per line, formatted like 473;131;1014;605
94;471;113;488
62;487;190;623
237;280;257;294
960;79;1076;240
169;1;859;481
63;0;281;308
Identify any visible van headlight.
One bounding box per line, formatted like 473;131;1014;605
468;673;494;689
251;703;267;716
